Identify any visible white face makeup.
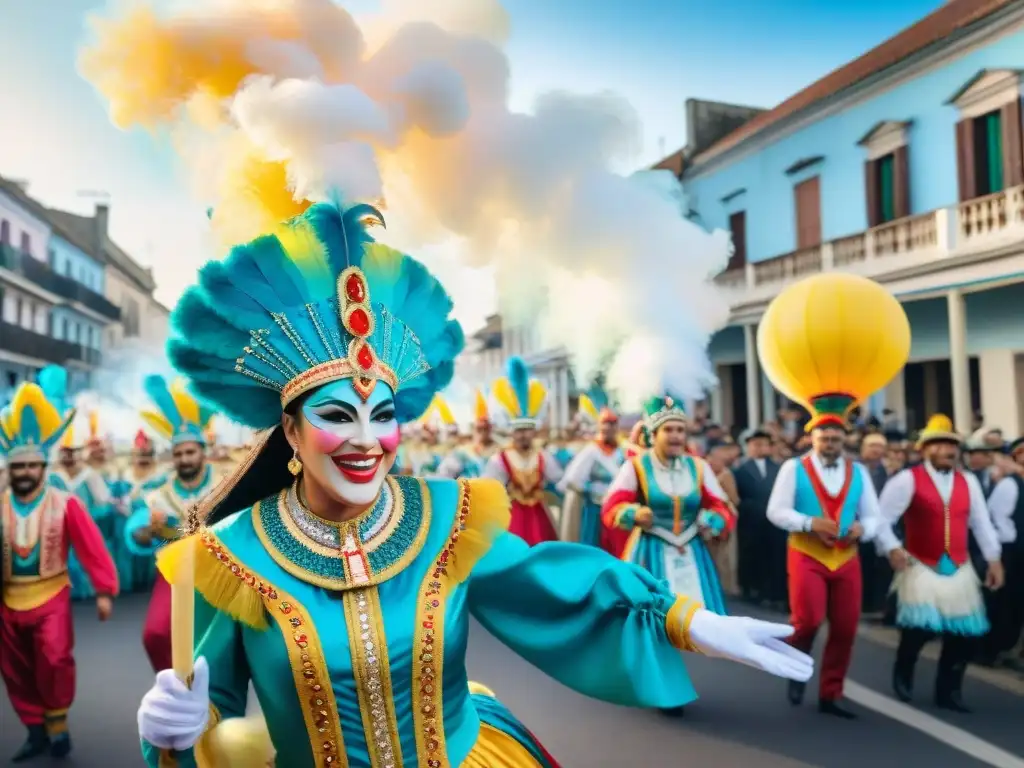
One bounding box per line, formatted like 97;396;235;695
299;379;401;507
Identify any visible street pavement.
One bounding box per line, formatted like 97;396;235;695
1;594;1021;767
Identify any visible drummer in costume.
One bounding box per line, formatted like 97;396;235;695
760;274;905;719
124;375;219;672
127;199;814;768
602;395;736;619
437;390;499;479
558;390;625;548
876;415;1004;712
0;373;117;761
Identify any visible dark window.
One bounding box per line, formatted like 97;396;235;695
62;317;68;339
0;220;8;245
973;110;1004;196
726;211;747;271
19;232;30;254
876;153;896;223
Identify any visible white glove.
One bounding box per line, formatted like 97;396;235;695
687;610;814;682
138;657;211;750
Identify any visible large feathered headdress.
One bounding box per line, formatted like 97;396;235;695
0;365;75;462
492;357;547;431
168;201;463;430
578;384;617;425
473;389;490;426
140;374;217;446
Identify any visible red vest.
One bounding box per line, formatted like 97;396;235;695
902;464;970;567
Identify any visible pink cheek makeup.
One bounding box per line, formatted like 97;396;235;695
378;428;401;454
309;425;346;455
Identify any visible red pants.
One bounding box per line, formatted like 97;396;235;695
143;571;173;672
787;549;861;701
508;501;558;546
0;587;76;726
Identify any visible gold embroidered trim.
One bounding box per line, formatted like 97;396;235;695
666;596;704;653
197;532;347;765
342;587;403;767
411;481;472;768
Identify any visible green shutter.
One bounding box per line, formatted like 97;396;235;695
985;111;1004;193
878;154;895;223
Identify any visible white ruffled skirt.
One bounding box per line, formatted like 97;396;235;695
891;560;989;636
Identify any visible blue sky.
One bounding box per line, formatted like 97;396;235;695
0;0;944;325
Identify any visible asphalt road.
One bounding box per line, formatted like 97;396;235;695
1;594;1021;767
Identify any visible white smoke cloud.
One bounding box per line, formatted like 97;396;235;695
81;0;732;408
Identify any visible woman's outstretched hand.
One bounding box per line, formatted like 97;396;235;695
138;656;211;750
686;611;814;682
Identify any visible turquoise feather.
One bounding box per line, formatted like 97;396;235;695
167;200;461;429
506;357;531;417
143;375;182;430
20;405;41;446
587;385;609;411
37;365;68;415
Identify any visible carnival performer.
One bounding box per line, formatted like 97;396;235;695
125;375;219;672
133;201;813;768
49;405;115;602
0;375;117;761
83;411;136;593
483;357;563;545
759;273;907;719
876;415;1004;712
600;396;735;630
111;429;168;591
437;390;499;479
558;390;624;547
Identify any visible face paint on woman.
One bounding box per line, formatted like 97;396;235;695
299;379;399;507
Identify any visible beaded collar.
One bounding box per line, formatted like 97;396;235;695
253;474;431;590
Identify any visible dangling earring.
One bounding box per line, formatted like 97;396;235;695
288;450;303;476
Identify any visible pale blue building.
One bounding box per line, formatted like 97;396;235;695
662;0;1024;437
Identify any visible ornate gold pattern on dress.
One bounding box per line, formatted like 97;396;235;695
199;532;348;767
411;480;472;768
342;587;403;767
2;488;67;581
503;451;544;505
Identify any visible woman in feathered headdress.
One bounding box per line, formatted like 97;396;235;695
600;393;738;716
134;210;815;765
480;357;564;546
438;389;499;479
0;370;117;760
557;386;625;549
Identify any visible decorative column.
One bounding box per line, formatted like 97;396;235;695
946;289;972;434
743;323;761;429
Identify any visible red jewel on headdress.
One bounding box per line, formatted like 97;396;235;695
356;344;374;371
348;306;371;336
345;273;366;303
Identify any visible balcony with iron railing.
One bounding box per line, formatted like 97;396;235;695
0;244;122;321
713;184;1024;310
0;320;102;367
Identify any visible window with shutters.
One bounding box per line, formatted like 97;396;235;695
973;110;1004;195
857;121;910;227
876;154;896;223
948;69;1024;201
793;177;821;250
726;211;747;270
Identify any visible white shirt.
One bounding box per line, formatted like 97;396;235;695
875;462;1002;561
752;457;767;478
766;454;882;539
986;476;1019;544
557;442;624;501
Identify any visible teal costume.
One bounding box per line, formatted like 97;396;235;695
144;201;706;767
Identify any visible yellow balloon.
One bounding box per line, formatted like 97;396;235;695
756;273;910;427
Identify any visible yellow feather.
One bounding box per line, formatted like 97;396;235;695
140;410;175;440
577;394;598;421
433;396;456;426
10;384;63;444
447;479;511;585
61;424;76;449
473;390;489;422
156;534;269;631
275;218;326;271
88;410;99;439
170;378;201;426
527;380;547;419
491;379;521;419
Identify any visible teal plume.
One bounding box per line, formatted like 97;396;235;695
506;357;531;416
143;375;182;431
37;365;69;415
168;200;463;430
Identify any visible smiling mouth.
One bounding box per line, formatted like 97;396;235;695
332;453;383;484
